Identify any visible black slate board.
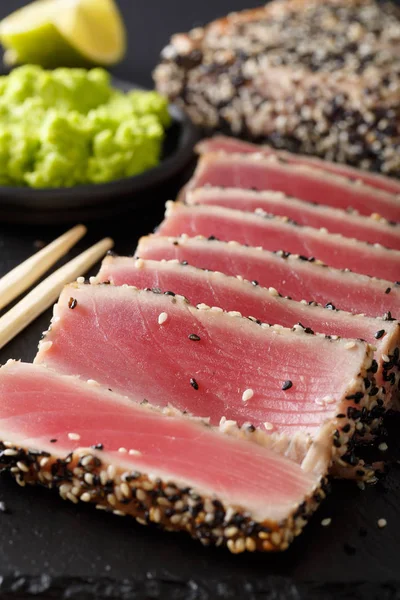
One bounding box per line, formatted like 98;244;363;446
0;1;400;598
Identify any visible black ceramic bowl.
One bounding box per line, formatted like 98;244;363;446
0;78;199;224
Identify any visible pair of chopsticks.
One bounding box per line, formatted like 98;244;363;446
0;225;113;350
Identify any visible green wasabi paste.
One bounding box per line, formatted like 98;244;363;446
0;65;170;188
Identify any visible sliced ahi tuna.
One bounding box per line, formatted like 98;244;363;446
135;235;400;320
0;361;327;553
96;256;400;403
189;153;400;222
186;187;400;250
196;137;400;196
157;203;400;281
35;283;386;478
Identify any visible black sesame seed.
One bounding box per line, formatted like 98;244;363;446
91;443;104;450
188;334;201;341
50;439;57;443
68;297;77;310
181;260;188;266
385;288;391;294
251;280;259;286
342;424;351;433
282;380;293;391
190;378;199;390
345;391;364;402
324;302;336;310
164;291;176;296
374;329;385;339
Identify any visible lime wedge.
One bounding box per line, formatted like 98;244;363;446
0;0;126;68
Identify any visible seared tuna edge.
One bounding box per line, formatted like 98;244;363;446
0;441;327;553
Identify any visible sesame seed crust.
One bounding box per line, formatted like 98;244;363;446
154;0;400;176
0;442;326;553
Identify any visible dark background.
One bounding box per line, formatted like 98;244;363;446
0;1;399;599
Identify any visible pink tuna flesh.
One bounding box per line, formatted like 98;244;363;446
96;256;400;402
0;361;324;549
35;283;378;439
186;187;400;251
190;153;400;223
196;137;400;197
135;235;400;320
157;203;400;281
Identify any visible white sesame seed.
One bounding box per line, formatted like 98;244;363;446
89;276;96;284
16;461;29;473
107;465;116;479
322;396;335;404
378;518;387;528
68;432;80;441
4;449;18;456
113;510;126;517
87;379;99;386
39;341;53;352
129;449;142;456
196;303;210;310
321;518;332;527
84;473;94;485
120;483;131;498
80;492;92;503
100;470;108;486
345;341;357;350
40;458;49;468
66;492;79;504
136;489;146;502
379;442;388;452
81;455;93;467
264;422;274;431
382;354;390;363
76;276;85;284
135;258;145;269
242;388;254;402
107;493;117;506
158;312;168;325
118;447;127;453
268;287;279;296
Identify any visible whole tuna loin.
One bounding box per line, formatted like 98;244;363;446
96;256;400;404
196;137;400;196
0;361;327;553
185;187;400;250
35;283;386;478
188;153;400;222
157;203;400;281
135;235;400;319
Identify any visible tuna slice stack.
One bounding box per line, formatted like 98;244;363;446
157;202;400;280
135;235;400;320
1;131;400;554
188;153;400;222
185;187;400;250
0;361;326;553
96;256;400;404
35;283;387;480
196;137;400;196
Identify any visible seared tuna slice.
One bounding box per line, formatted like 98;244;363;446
0;361;326;553
186;187;400;250
35;283;386;478
157;203;400;281
96;256;400;404
135;235;400;319
154;0;400;177
188;153;400;222
196;137;400;196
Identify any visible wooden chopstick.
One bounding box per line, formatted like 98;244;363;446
0;237;114;351
0;224;87;312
